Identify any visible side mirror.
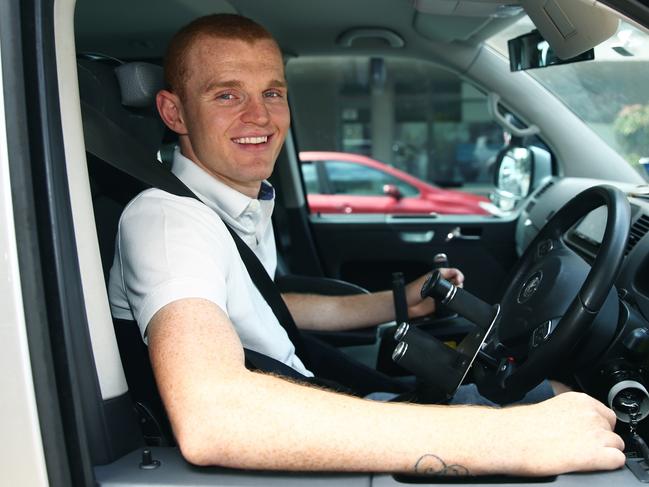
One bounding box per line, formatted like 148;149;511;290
383;184;402;200
491;145;552;211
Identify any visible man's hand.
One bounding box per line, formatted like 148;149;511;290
406;268;464;319
491;392;625;476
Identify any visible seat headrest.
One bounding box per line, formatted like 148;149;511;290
115;62;164;108
78;58;166;157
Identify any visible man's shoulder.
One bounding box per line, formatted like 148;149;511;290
123;188;211;216
119;188;226;234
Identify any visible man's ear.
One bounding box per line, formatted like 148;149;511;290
156;90;188;135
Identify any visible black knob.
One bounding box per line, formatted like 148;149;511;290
623;328;649;362
420;270;449;301
139;448;161;470
433;253;449;269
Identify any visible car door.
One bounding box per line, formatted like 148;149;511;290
285;56;521;304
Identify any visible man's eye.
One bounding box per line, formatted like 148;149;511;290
264;90;284;98
217;92;236;100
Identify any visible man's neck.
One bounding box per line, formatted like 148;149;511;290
178;145;261;199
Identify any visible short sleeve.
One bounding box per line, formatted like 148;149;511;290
113;191;235;338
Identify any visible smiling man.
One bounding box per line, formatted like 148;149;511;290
108;14;625;476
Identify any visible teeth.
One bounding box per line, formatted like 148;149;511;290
233;136;268;144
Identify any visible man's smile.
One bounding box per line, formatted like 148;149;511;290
231;134;275;152
232;134;271;145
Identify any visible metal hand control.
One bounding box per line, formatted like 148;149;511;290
421;270;498;330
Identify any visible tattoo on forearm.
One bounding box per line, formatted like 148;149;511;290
414;454;470;476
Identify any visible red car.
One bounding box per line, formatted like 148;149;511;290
299;151;490;215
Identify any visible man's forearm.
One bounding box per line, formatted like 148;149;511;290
283;290;395;332
177;368;497;473
171;369;624;476
284;270;456;332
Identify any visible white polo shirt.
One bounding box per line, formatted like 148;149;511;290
108;149;312;376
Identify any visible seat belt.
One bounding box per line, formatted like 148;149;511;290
223;225;311;367
82;101;312;370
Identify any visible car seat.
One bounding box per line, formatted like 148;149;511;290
78;56;176;445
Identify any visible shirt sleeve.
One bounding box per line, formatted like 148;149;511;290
115;191;234;338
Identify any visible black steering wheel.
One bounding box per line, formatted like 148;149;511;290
485;185;631;397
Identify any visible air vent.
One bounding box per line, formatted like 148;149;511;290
626;214;649;255
535;180;555;198
525;200;536;212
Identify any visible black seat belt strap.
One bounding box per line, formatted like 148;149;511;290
223;225;311;366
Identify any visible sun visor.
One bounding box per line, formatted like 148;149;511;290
520;0;619;59
412;0;524;43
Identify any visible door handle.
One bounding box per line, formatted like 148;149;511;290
445;226;481;242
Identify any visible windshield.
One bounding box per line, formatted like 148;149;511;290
487;16;649;182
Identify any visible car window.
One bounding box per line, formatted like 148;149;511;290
324;161;419;197
286;56;506;215
488;17;649;182
301;160;320;194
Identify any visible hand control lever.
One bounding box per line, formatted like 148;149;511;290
420;270;498;330
431;253;456;319
391;271;499;401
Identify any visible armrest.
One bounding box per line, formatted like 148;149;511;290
276;275;370;296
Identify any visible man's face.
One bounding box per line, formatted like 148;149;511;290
175;37;290;197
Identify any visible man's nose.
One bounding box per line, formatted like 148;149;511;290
241;96;270;125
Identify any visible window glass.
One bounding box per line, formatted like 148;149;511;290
487;17;649;182
301;161;320;194
286;56;504;215
324;161;419;197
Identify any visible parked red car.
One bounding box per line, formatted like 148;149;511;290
299;151;491;215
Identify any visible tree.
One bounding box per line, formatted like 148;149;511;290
613;104;649;170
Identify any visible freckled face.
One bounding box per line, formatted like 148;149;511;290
177;37;290;197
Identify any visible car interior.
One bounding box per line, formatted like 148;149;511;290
6;0;649;485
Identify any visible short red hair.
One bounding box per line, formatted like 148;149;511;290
163;14;278;98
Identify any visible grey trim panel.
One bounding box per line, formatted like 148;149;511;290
95;447;371;486
95;447;638;486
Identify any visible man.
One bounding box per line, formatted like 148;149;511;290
108;14;625;476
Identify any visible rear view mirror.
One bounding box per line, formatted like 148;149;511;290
508;30;594;72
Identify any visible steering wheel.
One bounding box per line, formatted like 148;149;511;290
484;184;631;398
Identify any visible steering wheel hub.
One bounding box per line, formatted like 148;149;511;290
517;270;543;303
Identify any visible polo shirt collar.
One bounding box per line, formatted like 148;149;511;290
171;148;275;245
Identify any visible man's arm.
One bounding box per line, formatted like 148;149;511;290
283;268;463;332
149;297;624;475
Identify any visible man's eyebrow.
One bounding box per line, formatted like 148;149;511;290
201;79;243;94
201;78;288;94
268;79;288;89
